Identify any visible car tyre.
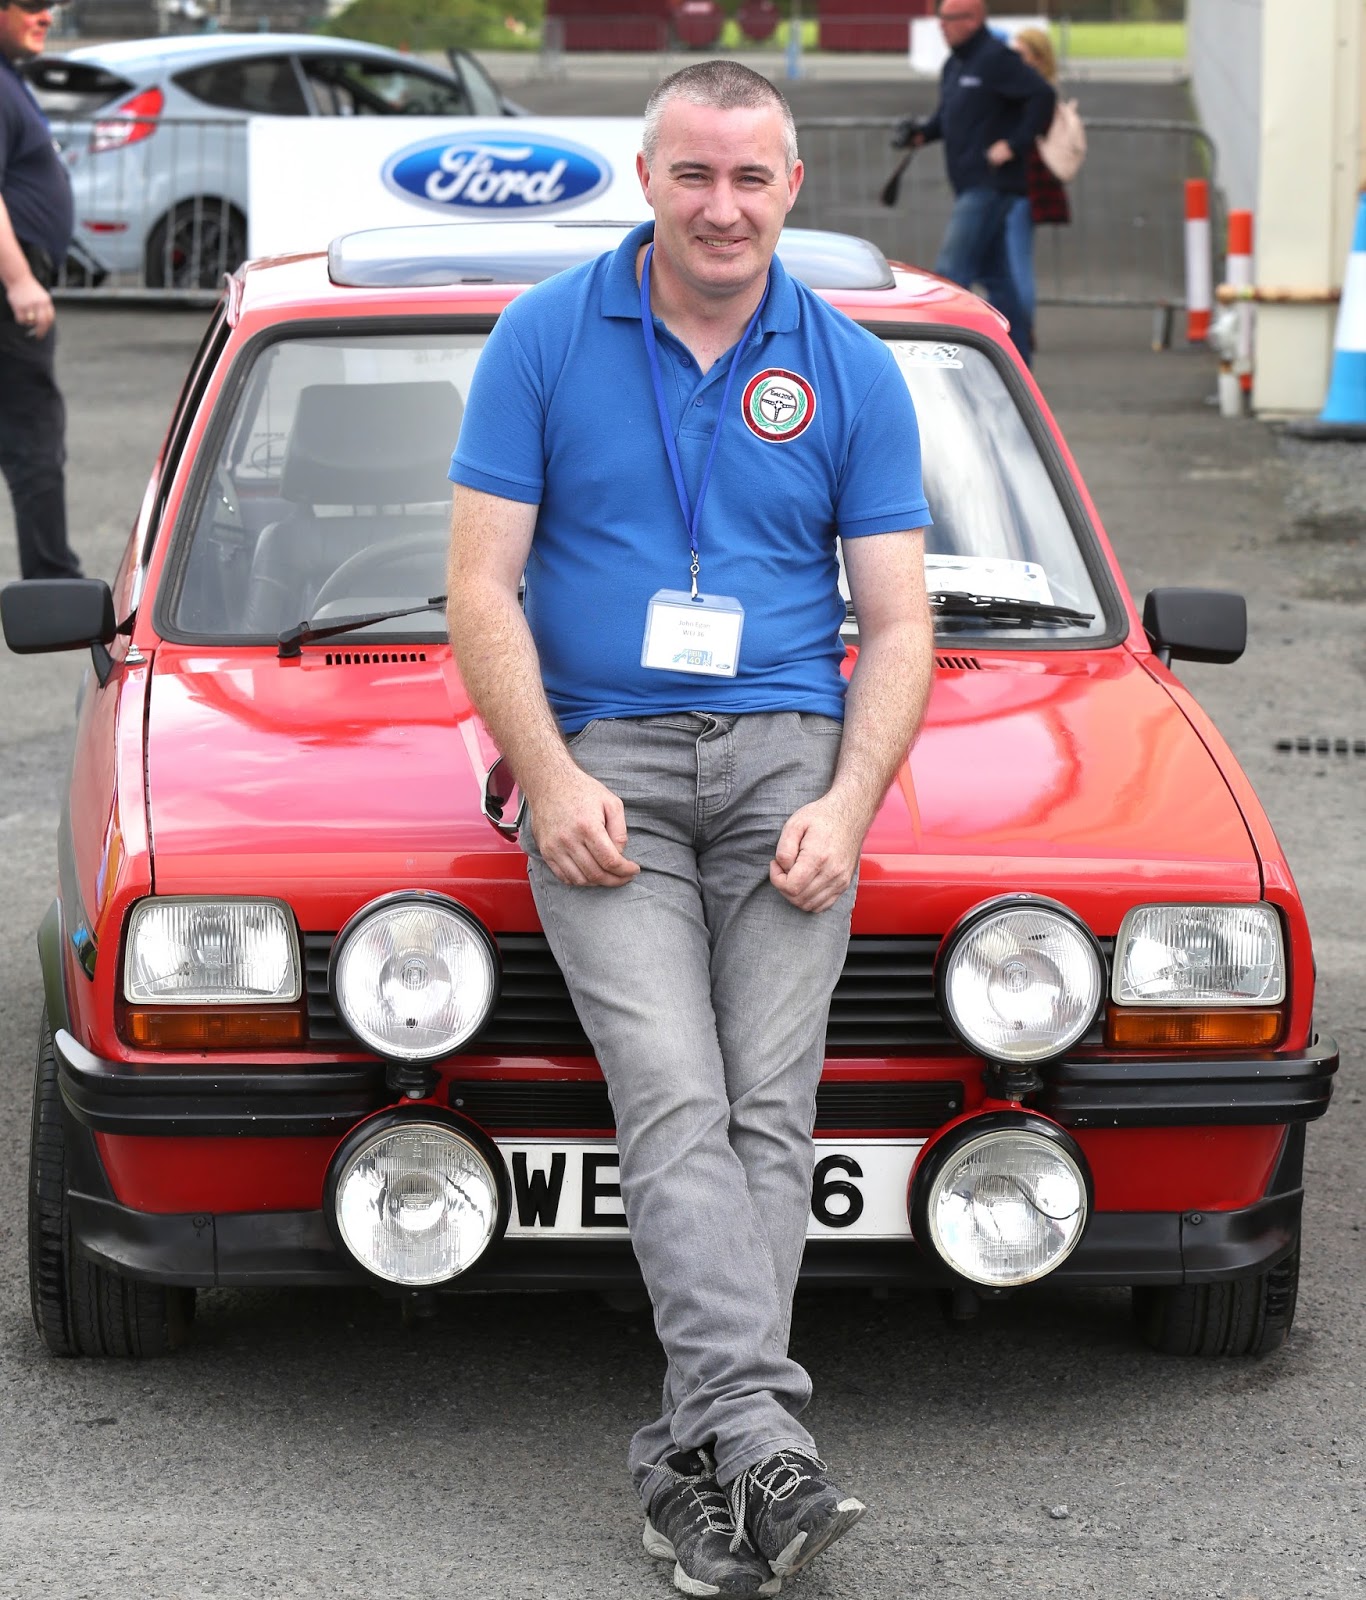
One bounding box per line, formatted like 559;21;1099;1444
1131;1244;1299;1359
29;1011;195;1358
145;199;247;291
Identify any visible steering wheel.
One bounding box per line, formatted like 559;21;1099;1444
308;528;450;615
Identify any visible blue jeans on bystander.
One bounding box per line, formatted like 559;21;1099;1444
934;185;1033;368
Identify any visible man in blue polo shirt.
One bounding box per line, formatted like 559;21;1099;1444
448;61;932;1599
0;0;82;579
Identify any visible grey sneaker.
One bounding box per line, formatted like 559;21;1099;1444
644;1449;781;1598
728;1450;866;1578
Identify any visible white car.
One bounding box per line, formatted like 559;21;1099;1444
27;32;523;289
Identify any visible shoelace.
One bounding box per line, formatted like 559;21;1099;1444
727;1450;826;1554
656;1451;754;1545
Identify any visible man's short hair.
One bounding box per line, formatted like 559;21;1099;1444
642;61;799;174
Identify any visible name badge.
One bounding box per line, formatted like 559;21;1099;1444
642;589;744;678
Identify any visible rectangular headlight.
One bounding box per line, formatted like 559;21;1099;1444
124;898;301;1005
1111;903;1285;1006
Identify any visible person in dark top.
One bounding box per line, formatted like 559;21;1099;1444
892;0;1054;368
1;0;82;580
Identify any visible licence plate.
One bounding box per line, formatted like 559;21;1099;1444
496;1138;924;1241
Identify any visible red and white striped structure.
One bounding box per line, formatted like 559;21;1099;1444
1227;210;1254;392
1184;179;1213;343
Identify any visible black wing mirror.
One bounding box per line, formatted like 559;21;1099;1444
1142;588;1246;667
1;579;119;684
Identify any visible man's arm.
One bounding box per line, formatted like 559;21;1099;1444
986;48;1055;166
0;193;52;336
769;529;933;914
447;484;638;889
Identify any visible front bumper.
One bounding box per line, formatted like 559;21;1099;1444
54;1027;1326;1294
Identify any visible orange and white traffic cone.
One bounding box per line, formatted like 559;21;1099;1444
1184;179;1212;344
1227;210;1254;396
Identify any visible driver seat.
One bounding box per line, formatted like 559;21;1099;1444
242;380;462;636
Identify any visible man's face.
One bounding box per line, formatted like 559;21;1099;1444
636;99;802;307
0;2;55;63
937;0;982;48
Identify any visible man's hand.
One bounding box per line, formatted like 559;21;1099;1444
770;795;863;915
527;765;641;889
985;138;1015;167
890;115;926;150
5;273;53;338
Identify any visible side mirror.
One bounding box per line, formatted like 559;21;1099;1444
1142;587;1246;667
1;579;119;685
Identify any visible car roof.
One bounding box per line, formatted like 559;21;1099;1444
232;221;1006;336
59;33;428;72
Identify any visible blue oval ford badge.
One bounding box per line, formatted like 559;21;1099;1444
383;131;612;217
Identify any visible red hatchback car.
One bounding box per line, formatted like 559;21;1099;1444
3;222;1337;1361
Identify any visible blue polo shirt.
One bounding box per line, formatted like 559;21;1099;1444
449;221;930;733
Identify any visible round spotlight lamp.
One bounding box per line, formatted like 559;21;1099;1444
913;1116;1090;1287
331;1117;504;1286
331;893;498;1062
940;897;1103;1064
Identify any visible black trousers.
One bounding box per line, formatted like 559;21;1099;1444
0;280;82;580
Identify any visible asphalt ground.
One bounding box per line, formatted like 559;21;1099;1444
1;83;1364;1600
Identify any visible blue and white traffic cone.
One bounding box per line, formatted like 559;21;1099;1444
1317;189;1366;430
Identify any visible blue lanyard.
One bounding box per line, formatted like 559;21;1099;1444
639;244;769;597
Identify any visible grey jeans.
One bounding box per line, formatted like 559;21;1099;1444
523;711;856;1507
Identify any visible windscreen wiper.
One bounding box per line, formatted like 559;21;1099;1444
928;591;1095;628
278;596;446;659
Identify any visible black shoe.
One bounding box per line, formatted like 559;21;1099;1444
644;1449;781;1598
728;1451;865;1578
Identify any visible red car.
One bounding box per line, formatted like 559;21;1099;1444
4;222;1336;1361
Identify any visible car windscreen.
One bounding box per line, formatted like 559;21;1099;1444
168;330;1108;645
169;333;478;640
877;338;1109;640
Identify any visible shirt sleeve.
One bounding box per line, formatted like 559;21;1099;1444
448;306;547;505
834;349;932;539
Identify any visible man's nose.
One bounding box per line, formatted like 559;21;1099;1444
702;180;742;223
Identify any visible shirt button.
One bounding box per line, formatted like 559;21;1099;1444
695;399;703;407
679;355;690;366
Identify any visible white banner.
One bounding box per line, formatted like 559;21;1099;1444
247;117;649;259
909;15;1048;77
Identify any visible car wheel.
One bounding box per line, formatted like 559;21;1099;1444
1131;1244;1300;1358
145;199;247;291
29;1011;195;1358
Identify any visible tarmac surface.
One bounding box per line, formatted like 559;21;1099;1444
0;77;1363;1600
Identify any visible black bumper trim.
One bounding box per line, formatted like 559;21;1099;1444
67;1187;1303;1292
55;1027;1338;1139
1038;1035;1338;1127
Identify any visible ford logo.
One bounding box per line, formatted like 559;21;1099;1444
382;131;612;217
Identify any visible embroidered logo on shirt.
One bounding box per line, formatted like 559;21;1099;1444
741;369;816;442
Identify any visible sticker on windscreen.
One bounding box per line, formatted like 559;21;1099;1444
924;554;1055;605
890;342;964;369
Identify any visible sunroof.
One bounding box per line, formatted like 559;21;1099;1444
327;221;895;292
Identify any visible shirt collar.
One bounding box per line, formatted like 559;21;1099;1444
600;219;800;335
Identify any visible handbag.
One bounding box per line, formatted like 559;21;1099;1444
1037;97;1086;183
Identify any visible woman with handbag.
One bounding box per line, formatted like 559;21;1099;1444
1007;27;1086;357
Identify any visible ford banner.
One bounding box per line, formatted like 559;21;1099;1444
248;117;648;258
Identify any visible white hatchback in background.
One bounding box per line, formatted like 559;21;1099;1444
25;32;523;289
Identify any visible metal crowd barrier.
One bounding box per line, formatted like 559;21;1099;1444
52;113;1220;315
50;113;244;303
791;116;1223;311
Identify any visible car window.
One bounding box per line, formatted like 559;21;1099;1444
175;55;309;116
871;338;1110;639
301;56;471;117
167;334;479;640
448;48;503;117
22;58;131;115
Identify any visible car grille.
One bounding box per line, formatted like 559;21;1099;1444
446;1077;965;1132
304;931;957;1057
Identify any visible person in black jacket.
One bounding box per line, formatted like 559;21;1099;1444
0;0;82;580
893;0;1054;368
